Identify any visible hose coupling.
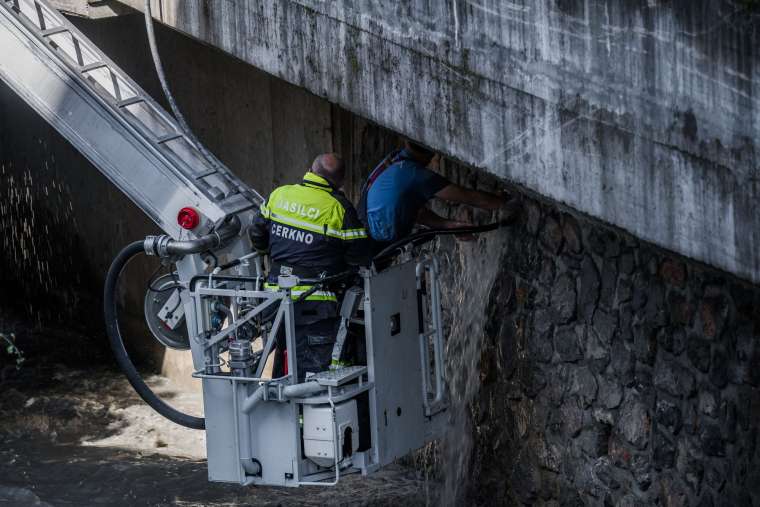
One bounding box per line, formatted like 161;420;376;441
144;235;173;257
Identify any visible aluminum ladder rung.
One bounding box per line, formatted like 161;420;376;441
40;25;67;37
80;61;107;73
156;132;183;144
0;0;262;232
116;96;144;108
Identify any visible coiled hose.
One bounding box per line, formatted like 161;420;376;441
104;241;205;430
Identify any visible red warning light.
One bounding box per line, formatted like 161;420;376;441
177;207;200;230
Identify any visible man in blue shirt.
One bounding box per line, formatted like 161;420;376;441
359;141;511;247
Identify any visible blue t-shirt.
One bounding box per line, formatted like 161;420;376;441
365;151;449;242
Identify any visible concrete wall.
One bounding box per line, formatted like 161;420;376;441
111;0;760;284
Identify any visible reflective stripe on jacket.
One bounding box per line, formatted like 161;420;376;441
248;171;370;301
263;282;337;302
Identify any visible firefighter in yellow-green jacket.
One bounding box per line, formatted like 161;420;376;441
248;153;370;381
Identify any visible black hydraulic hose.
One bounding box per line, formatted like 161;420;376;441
104;241;205;430
143;0;190;138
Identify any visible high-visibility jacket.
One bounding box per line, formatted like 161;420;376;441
249;171;370;302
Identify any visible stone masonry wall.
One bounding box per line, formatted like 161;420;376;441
461;189;760;505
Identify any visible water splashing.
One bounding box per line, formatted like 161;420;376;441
435;229;509;505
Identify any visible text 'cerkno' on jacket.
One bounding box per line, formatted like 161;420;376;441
248;171;370;302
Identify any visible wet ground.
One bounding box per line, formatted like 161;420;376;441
0;365;430;506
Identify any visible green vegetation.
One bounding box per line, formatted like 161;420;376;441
1;332;24;370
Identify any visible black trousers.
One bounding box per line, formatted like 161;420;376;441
272;300;339;382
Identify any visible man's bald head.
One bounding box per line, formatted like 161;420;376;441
311;153;345;188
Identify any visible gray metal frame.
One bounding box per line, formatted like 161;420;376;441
181;257;448;487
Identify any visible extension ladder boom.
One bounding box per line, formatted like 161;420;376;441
0;0;261;238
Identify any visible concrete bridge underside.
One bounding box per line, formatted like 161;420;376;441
54;0;760;284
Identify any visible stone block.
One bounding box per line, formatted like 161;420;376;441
659;258;687;288
658;327;687;356
633;363;656;406
619;304;634;343
652;430;676;470
559;397;585;438
601;257;619;306
667;292;694;327
631;274;648;310
658;474;689;507
618;252;635;276
633;322;659;366
597;374;623;409
580;256;601;322
617;277;633;304
655;399;682;435
631;453;653;491
653;358;696;399
643;283;667;328
524;200;542;236
698;391;718;418
519;363;547;398
570;366;598;408
699;297;728;340
687;336;711;373
554;325;584;363
586;329;611;374
704;464;726;492
699;424;725;457
617;398;651;450
732;325;759;386
551;274;577;324
675;438;704;494
611;339;636;387
709;349;728;388
540;215;564;254
562;215;583;255
539;255;556;286
536;438;562;473
608;435;633;469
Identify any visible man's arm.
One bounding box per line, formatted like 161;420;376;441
417;207;462;229
340;204;372;267
416;207;476;241
247;201;271;253
434;183;504;210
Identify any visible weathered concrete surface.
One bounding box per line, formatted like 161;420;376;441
114;0;760;283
